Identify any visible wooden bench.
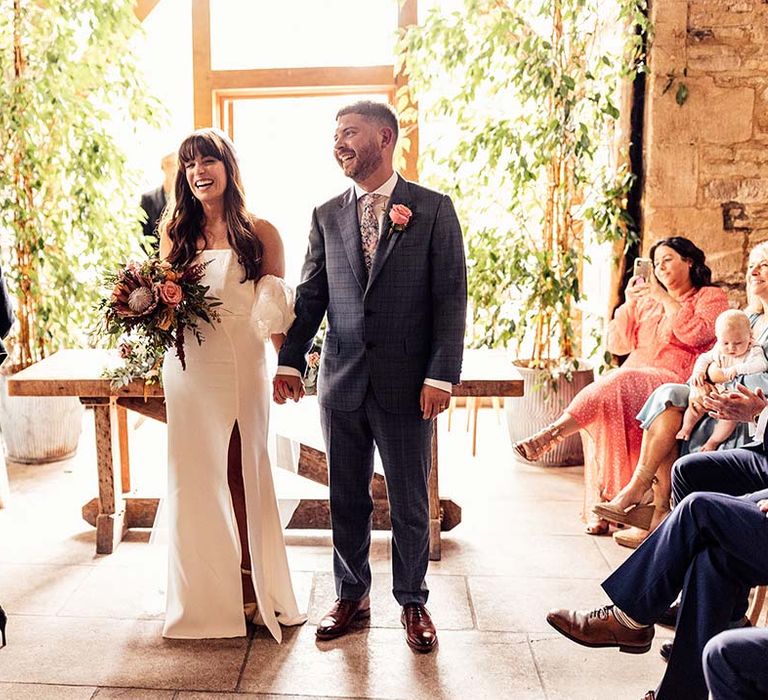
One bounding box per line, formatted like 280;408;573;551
7;348;523;559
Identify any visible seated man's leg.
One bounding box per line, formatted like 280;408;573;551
652;492;768;699
671;447;768;506
703;628;768;700
603;490;768;624
670;450;768;626
547;490;768;697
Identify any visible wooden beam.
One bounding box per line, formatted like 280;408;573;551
134;0;161;23
84;495;461;532
398;0;419;181
116;396;167;422
191;0;213;128
211;66;394;92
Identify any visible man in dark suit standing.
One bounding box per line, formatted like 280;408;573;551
139;151;176;252
546;384;768;700
274;100;467;652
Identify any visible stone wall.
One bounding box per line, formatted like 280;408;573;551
643;0;768;296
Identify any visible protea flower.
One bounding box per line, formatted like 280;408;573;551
127;287;158;315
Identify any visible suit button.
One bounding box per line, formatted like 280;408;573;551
364;310;373;317
365;342;375;350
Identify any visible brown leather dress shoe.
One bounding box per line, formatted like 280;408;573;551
401;603;438;653
642;692;655;699
316;597;370;640
546;604;654;654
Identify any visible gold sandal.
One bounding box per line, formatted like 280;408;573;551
585;516;609;536
513;424;564;462
241;568;260;623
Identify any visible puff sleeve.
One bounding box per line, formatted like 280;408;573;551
251;275;296;341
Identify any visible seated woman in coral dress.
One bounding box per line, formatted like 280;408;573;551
594;241;768;547
514;237;728;534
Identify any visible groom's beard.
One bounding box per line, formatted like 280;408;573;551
336;139;383;183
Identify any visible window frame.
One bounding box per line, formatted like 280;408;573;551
190;0;418;180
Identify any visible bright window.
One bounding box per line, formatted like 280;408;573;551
232;93;388;283
209;0;399;70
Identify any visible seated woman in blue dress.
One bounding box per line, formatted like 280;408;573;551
593;241;768;548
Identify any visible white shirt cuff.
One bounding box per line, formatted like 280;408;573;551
276;365;302;379
754;406;768;442
424;378;452;394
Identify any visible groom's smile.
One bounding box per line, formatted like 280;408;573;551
334;114;386;185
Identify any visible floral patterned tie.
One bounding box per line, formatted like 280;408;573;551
360;193;385;270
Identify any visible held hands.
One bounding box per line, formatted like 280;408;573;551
420;384;451;420
758;500;768;518
702;384;767;423
272;373;305;404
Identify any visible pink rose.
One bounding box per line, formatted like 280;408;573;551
159;280;183;307
389;204;412;227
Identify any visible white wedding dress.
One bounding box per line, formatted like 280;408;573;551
161;248;305;640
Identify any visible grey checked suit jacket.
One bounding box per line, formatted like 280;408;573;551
279;175;467;414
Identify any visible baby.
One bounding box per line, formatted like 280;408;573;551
677;309;768;450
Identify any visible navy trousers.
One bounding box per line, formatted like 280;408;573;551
704;627;768;699
672;446;768;506
672;446;768;622
320;386;433;606
602;489;768;700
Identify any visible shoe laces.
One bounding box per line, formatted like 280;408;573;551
406;604;426;620
587;605;612;621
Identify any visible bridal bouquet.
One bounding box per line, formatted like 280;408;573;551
96;259;222;386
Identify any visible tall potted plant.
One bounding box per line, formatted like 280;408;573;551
0;0;160;462
399;0;646;464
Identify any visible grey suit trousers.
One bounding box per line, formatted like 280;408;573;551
320;385;433;605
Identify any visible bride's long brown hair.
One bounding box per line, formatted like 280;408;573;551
160;129;262;281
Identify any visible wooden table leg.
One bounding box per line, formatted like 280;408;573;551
90;398;126;554
117;404;131;494
428;420;441;561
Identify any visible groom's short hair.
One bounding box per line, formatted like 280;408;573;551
336;101;399;140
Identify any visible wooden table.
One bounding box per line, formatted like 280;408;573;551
7;348;522;559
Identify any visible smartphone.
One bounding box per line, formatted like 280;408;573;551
633;257;653;283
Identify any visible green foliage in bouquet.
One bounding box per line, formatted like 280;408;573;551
96;259;222;387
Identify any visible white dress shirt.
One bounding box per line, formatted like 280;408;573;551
278;171;452;395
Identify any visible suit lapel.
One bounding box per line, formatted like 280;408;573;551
366;175;410;293
337;187;368;292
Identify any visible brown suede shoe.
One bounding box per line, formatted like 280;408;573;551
316;597;370;640
401;603;438;653
546;604;654;654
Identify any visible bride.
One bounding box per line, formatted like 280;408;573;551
158;128;305;640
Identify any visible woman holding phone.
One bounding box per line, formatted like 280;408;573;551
514;237;728;534
594;241;768;547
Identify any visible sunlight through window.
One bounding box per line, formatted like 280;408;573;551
210;0;398;70
232;94;389;283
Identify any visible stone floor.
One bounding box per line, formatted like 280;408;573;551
0;402;671;699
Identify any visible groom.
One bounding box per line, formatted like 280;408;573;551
274;100;467;652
